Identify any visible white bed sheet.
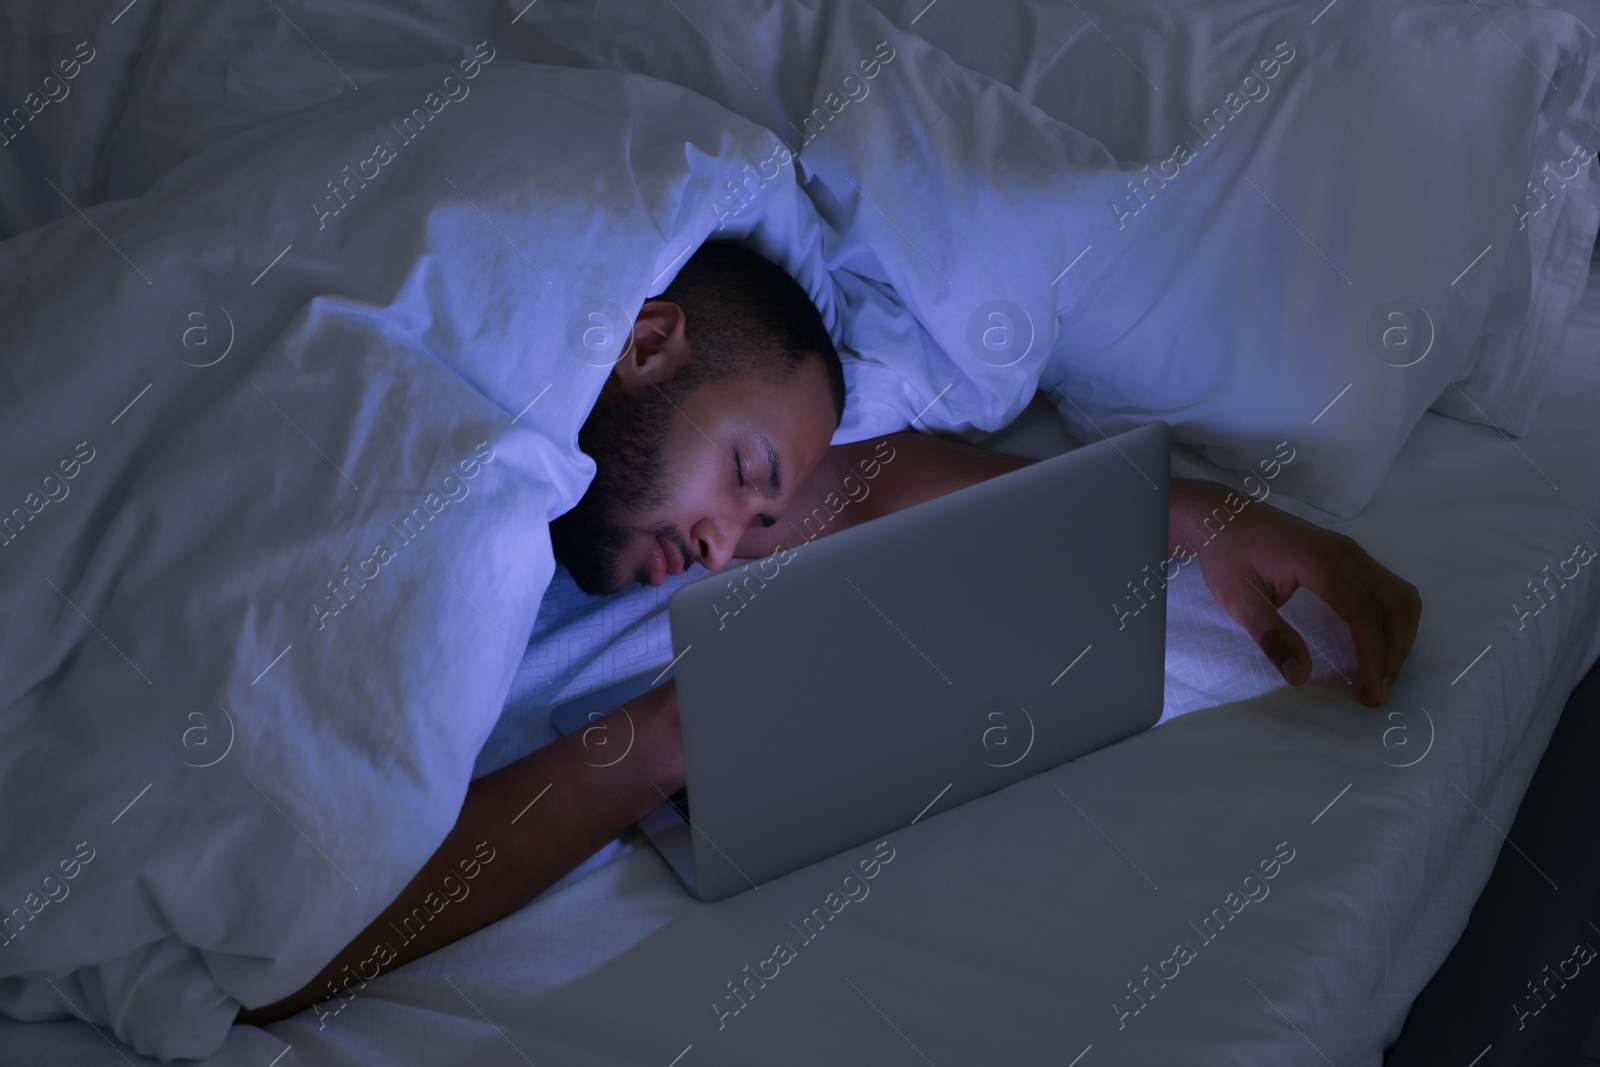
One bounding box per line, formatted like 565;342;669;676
7;260;1598;1067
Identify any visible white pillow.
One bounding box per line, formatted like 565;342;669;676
865;0;1600;515
511;0;1600;518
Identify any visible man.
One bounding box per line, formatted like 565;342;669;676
239;240;1420;1025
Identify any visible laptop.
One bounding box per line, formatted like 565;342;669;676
550;420;1171;903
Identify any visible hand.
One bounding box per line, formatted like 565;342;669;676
1171;479;1422;707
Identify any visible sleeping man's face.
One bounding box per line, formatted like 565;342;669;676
549;300;838;596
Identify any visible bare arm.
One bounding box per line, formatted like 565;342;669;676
236;682;683;1026
735;427;1213;559
735;427;1420;707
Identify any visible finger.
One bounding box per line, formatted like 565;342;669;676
1304;563;1389;706
1377;576;1422;690
1223;572;1313;684
1341;541;1419;690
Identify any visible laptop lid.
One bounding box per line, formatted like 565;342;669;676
670;420;1171;902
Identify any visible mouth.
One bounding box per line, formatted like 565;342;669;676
663;532;690;575
646;531;687;587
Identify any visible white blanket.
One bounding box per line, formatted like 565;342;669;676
0;11;1152;1059
7;0;1596;519
512;0;1600;520
0;58;828;1059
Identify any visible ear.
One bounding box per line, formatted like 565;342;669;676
601;300;691;400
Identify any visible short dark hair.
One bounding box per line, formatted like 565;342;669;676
648;240;846;425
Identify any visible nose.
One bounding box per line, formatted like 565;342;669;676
690;516;739;573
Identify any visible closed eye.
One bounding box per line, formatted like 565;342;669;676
735;448;776;527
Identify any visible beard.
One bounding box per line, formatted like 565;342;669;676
550;383;686;596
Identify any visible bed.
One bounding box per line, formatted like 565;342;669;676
2;1;1599;1064
0;261;1593;1067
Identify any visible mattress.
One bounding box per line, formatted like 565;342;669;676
5;254;1598;1065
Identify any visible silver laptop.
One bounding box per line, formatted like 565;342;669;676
551;420;1171;903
